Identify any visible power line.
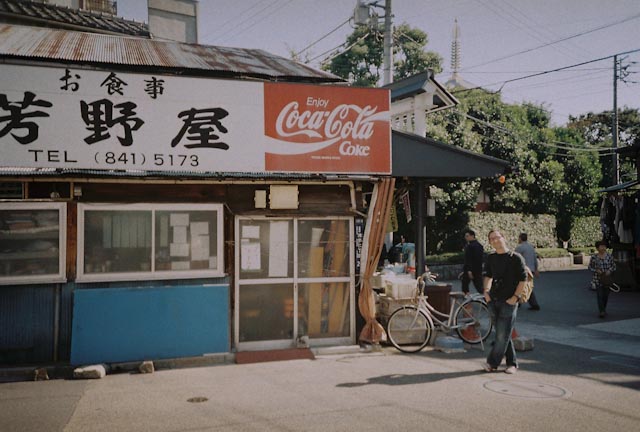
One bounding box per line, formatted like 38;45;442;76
452;48;640;94
294;18;351;58
473;0;582;65
441;67;610;75
201;0;271;41
455;110;614;152
463;11;640;70
214;0;286;43
317;31;372;65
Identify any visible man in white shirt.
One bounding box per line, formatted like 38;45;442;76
514;233;541;310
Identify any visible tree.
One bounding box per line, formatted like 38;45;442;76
429;89;603;249
567;108;640;187
323;23;442;86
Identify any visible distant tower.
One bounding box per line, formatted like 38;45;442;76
445;19;473;89
450;19;461;82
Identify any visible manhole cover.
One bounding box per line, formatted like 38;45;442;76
187;396;208;403
484;380;570;399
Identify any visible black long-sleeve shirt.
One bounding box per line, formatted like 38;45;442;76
463;239;484;275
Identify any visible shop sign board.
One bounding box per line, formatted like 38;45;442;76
0;64;391;174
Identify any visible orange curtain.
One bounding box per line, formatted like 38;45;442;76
358;177;395;344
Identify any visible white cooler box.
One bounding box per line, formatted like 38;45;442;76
385;277;418;299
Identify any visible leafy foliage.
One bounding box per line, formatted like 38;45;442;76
323;23;442;86
567;108;640;186
321;22;631;254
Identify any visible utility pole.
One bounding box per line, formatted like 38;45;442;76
613;54;620;184
354;1;393;85
382;0;393;85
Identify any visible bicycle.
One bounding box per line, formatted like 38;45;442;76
386;274;492;353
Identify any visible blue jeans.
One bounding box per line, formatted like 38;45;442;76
596;284;610;313
487;300;518;369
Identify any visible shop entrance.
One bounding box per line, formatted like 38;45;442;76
234;217;354;351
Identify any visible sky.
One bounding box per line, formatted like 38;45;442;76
118;0;640;126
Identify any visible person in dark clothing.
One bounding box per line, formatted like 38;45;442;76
461;229;484;295
482;230;527;374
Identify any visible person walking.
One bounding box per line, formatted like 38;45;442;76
514;233;541;310
461;229;484;295
588;240;616;318
482;230;527;374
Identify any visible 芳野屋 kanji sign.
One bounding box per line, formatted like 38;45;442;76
0;64;390;174
264;83;391;174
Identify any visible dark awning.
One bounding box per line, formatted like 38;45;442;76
392;130;511;181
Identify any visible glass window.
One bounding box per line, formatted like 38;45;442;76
78;204;223;282
298;220;349;278
239;284;293;342
154;210;219;272
298;282;350;338
0;203;66;285
238;220;293;280
83;210;152;274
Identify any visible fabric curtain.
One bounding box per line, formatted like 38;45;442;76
358;177;395;344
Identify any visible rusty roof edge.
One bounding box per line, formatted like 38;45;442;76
0;24;344;81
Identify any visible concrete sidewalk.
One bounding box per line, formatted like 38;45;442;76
1;269;639;431
1;341;638;432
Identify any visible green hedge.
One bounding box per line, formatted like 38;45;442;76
536;248;572;258
568;247;596;255
425;247;570;265
468;212;557;249
569;216;601;248
425;252;465;265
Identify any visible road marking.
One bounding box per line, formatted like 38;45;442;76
484;380;571;399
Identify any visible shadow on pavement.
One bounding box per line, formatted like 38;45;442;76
337;370;479;387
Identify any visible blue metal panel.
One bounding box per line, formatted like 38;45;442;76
57;282;75;361
0;284;60;364
71;284;230;365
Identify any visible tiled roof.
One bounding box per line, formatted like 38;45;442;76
0;0;149;37
0;24;343;82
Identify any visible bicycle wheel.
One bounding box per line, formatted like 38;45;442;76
454;300;492;344
387;306;433;353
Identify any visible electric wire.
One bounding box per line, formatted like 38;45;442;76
293;18;351;58
463;11;640;71
201;0;272;41
472;0;582;64
214;0;292;44
308;31;372;65
452;48;640;94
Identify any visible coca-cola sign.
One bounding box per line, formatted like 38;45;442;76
264;82;391;174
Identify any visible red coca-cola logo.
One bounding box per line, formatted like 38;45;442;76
264;83;391;174
275;101;379;143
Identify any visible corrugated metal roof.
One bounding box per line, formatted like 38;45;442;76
0;167;364;180
0;24;343;82
0;0;149;37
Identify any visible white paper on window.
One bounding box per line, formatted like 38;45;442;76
268;221;289;277
191;235;210;261
191;221;209;236
170;213;189;226
173;226;187;244
241;240;261;271
171;261;190;270
170;243;189;257
242;225;260;239
159;215;169;247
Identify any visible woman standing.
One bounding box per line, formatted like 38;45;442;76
588;240;616;318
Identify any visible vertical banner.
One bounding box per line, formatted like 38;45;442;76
401;192;412;223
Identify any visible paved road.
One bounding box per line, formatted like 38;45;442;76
1;269;639;432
